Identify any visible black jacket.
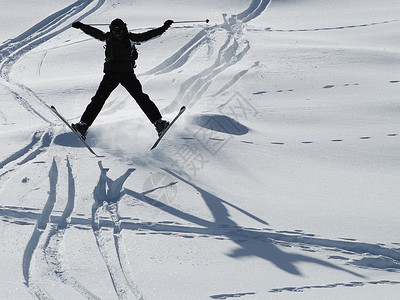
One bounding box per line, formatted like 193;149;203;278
78;23;169;73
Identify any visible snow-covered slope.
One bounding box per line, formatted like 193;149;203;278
1;0;400;299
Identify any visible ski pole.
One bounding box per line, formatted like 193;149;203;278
86;23;109;26
85;19;209;26
173;19;210;24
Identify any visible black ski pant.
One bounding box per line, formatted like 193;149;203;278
81;72;162;127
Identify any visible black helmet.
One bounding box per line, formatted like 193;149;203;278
109;18;127;32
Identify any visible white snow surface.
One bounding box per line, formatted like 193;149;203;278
1;0;400;299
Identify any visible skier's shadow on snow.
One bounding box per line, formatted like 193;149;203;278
94;161;135;205
124;169;364;278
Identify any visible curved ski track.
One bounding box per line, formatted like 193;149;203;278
0;0;105;124
143;0;271;112
3;159;400;298
13;2;272;296
0;0;118;299
0;0;106;188
2;0;399;298
0;131;53;186
91;162;143;300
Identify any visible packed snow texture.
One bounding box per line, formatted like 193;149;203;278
0;0;400;299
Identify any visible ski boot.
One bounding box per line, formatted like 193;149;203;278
154;119;170;137
71;121;88;140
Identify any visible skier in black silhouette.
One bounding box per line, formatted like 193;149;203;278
71;18;173;139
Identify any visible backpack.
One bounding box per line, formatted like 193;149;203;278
104;34;139;66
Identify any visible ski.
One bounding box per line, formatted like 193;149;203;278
50;105;100;156
150;106;186;151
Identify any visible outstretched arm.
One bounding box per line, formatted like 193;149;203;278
72;22;107;41
129;20;173;42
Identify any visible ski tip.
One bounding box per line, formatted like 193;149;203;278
180;106;186;111
50;105;55;109
149;143;158;151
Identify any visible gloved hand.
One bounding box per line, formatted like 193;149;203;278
163;20;174;29
72;21;83;29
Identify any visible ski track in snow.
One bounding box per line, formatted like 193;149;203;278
20;157;104;299
22;158;58;298
264;18;400;32
91;162;143;300
1;0;399;298
2;159;400;297
142;0;271;113
0;130;54;189
0;0;106;124
120;170;400;288
0;0;106;188
0;1;119;298
0;131;43;171
43;157;102;300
